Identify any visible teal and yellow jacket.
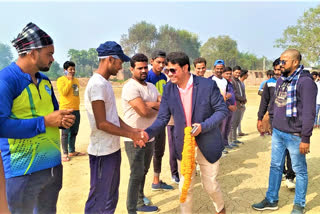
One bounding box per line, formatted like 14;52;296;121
0;62;61;178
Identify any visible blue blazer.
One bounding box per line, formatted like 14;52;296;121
145;74;229;164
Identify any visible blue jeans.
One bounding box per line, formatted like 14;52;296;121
266;128;308;207
315;104;320;125
6;164;62;214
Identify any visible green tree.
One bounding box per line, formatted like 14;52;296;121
275;5;320;65
120;21;158;57
177;30;200;61
120;22;201;62
43;61;62;80
0;42;13;70
237;52;259;70
155;26;200;62
87;48;98;75
200;35;238;68
68;48;97;77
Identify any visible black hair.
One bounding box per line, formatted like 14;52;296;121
240;69;248;77
193;57;207;67
151;50;166;60
63;61;76;70
233;65;241;71
130;53;148;68
311;71;319;76
266;70;274;77
273;58;280;67
224;66;232;73
166;52;190;71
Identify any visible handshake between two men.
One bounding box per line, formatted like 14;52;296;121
128;123;203;148
129;129;149;148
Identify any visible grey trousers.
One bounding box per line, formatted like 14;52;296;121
229;105;244;142
237;106;246;133
125;140;154;214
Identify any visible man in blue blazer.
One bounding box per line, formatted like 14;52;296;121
144;52;228;214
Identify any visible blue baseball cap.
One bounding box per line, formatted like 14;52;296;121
96;41;130;62
214;59;225;66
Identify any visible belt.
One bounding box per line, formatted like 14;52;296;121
291;132;301;137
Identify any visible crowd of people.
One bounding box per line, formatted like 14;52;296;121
0;23;318;214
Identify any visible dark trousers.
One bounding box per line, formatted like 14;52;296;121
269;117;295;180
167;125;179;177
153;128;166;174
125;141;154;214
6;164;62;214
220;112;233;146
61;110;80;154
85;150;121;214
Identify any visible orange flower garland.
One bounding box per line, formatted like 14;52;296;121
180;126;196;203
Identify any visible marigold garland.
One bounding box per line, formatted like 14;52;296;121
180;126;196;203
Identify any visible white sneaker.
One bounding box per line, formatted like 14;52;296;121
286;179;296;189
196;163;200;171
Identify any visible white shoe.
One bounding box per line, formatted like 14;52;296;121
286;179;296;189
196;163;200;171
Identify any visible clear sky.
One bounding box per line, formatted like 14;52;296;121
0;1;319;65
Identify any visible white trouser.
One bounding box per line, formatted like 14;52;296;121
178;147;224;213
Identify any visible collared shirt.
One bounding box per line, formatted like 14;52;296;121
177;74;193;127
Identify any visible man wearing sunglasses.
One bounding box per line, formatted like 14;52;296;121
257;58;296;189
144;52;229;214
252;49;317;214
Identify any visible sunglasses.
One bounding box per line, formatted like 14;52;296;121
164;68;177;74
279;60;292;65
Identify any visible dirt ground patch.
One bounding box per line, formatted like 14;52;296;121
55;85;320;214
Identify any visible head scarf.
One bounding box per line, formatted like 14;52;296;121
12;22;53;55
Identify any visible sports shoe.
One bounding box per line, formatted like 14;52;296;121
222;149;228;154
231;142;240;147
238;132;248;136
291;204;304;214
286;179;296;189
252;198;278;211
143;196;151;205
171;175;180;184
225;145;233;149
137;205;158;213
152;181;173;191
233;140;243;144
216;207;226;214
196;163;200;171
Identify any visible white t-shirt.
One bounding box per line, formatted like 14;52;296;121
121;79;159;141
84;73;120;156
316;81;320;105
212;76;227;96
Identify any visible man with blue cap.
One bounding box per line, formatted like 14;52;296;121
209;60;236;154
84;41;147;214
